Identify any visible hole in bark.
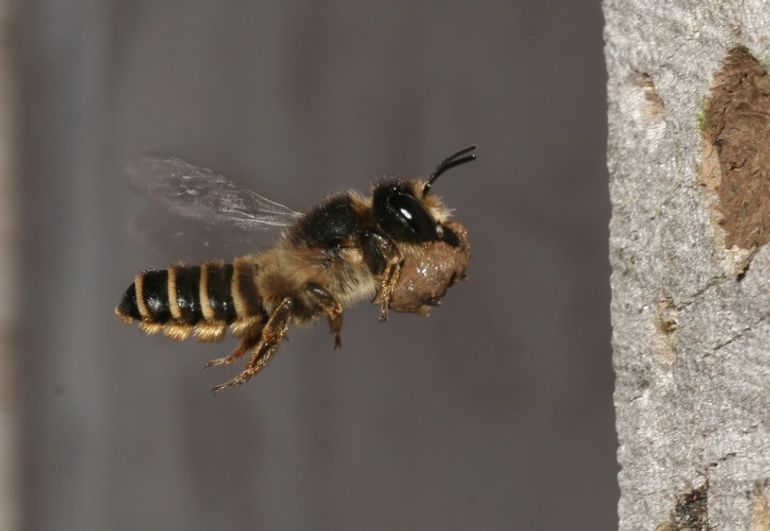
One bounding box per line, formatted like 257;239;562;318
656;299;678;334
737;260;750;282
657;482;709;531
620;71;666;147
750;482;770;530
636;72;664;116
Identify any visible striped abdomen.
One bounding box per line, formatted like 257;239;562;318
115;259;266;341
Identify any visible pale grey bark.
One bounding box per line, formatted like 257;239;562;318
606;1;770;529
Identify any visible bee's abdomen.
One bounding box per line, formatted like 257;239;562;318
200;263;236;323
116;260;265;342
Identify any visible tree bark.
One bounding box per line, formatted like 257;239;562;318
606;2;770;529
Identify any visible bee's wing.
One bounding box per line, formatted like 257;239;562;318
128;156;303;230
126;156;303;261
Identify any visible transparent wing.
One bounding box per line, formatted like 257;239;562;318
126;156;303;261
126;207;274;262
127;156;303;230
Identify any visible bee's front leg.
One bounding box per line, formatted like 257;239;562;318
361;229;403;321
306;283;344;348
212;297;294;394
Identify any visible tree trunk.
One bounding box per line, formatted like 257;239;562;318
605;2;770;529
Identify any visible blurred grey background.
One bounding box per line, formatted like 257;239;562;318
20;1;614;530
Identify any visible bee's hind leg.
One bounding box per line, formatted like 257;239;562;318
306;283;344;349
204;325;261;369
212;297;294;394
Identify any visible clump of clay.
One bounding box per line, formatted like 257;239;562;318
389;221;471;316
702;46;770;251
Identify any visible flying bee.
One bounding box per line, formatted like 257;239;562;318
116;145;476;393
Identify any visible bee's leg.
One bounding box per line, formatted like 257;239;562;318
361;229;403;321
212;297;294;394
376;260;402;321
306;283;344;348
204;325;261;369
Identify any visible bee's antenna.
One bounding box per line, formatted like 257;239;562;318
423;145;478;196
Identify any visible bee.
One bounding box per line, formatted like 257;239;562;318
116;145;476;393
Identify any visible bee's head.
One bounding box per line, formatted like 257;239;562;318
372;145;476;247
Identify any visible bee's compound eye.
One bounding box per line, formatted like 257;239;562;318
385;193;439;241
439;224;461;247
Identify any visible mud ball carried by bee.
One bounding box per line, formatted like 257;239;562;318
389;221;470;316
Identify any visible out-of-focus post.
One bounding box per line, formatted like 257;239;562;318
0;0;18;529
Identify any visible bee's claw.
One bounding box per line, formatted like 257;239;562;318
212;378;241;395
204;357;228;369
